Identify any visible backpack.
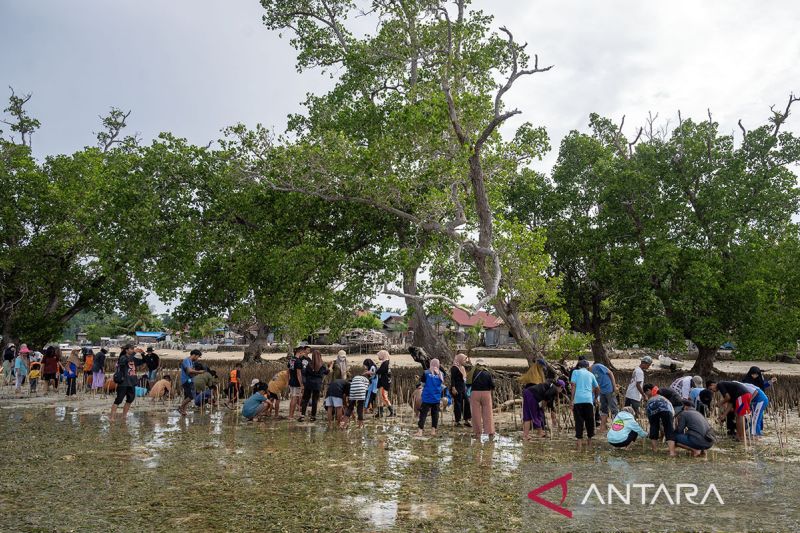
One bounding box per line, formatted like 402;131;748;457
113;357;126;385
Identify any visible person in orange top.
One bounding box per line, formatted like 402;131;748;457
228;363;243;404
265;370;289;418
82;349;94;391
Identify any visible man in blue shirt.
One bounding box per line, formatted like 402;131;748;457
590;363;618;433
570;360;600;451
178;349;205;416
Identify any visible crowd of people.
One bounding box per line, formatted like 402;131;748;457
2;341;781;454
553;355;778;457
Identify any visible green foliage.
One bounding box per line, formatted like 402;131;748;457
350;313;383;331
0;93;149;347
549;331;592;361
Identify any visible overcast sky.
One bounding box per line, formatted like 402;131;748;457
3;0;799;313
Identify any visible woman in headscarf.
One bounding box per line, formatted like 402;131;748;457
363;358;378;413
467;359;495;439
64;349;81;397
375;350;395;418
450;352;471;427
415;358;445;437
742;366;775;391
299;349;328;421
91;348;107;393
741;366;776;437
329;350;349;381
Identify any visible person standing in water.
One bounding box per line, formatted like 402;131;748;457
571;360;600;451
363;358;378;414
64;349;81;398
624;356;651;416
110;345;146;421
590;362;617;433
177;349;205;417
2;343;15;386
468;359;495;439
299;349;328;421
375;350;395;418
415;358;445;437
329;351;349;381
450;352;471;428
13;346;29;394
91;348;107;394
287;346;308;420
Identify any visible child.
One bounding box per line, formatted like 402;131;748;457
64;350;80;398
324;378;349;426
265;370;289;418
228;363;243;404
415;358;444;437
242;383;270;420
343;372;369;429
29;358;41;394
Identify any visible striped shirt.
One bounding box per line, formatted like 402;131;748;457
349;376;369;401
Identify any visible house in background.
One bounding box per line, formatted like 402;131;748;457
425;307;507;346
135;331;167;344
380;311;408;345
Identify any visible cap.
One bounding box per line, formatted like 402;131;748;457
641;355;653;364
19;346;31;354
556;379;566;389
250;378;260;387
146;346;154;352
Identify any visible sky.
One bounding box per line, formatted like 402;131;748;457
2;0;800;313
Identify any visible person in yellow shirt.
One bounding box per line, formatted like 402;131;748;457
265;370;289;418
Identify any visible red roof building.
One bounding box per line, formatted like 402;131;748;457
449;308;501;329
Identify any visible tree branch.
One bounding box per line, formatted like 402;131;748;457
382;283;472;314
770;92;800;138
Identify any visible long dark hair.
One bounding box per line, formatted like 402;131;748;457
311;349;323;372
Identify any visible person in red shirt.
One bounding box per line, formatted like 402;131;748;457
41;346;62;394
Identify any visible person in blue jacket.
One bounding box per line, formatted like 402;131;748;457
415;358;445;437
607;406;648;449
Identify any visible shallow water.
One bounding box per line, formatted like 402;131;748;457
0;406;796;532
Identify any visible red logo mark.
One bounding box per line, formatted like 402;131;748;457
528;472;573;518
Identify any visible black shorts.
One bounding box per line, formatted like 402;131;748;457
648;410;675;441
267;391;279;401
114;385;135;405
43;372;58;383
183;383;195;399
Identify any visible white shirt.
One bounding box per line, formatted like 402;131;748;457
670;376;693;399
625;366;645;401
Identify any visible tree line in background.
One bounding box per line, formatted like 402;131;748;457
2;0;799;374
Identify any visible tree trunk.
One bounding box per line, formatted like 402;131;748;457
403;263;453;367
491;302;538;366
243;322;270;363
591;333;614;369
691;344;718;376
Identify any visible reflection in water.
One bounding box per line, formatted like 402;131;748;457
1;407;796;532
